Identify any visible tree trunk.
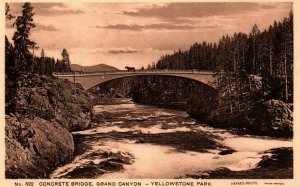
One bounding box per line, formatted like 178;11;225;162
233;52;236;71
31;48;35;72
253;39;256;74
269;43;273;76
227;75;233;113
242;46;245;68
284;42;288;102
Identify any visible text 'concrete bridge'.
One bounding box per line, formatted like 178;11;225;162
53;70;215;90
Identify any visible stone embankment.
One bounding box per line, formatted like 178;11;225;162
5;73;94;178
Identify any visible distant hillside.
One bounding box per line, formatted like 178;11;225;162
71;64;119;72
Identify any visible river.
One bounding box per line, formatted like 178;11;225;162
50;98;292;179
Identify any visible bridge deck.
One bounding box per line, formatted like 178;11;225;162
53;70;214;76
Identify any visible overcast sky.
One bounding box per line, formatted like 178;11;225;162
5;2;292;69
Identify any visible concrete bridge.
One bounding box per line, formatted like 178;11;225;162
53;70;215;90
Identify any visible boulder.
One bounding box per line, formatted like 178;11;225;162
5;116;74;178
241;99;293;137
207;99;293;137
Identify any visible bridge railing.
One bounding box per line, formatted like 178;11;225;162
53;69;214;76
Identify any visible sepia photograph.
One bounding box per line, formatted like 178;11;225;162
3;0;297;185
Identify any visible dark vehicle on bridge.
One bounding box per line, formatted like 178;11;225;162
125;66;135;72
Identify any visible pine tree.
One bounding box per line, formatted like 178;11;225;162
55;59;61;72
39;49;45;74
50;58;56;74
61;49;71;72
12;2;37;71
250;24;260;75
41;49;45;58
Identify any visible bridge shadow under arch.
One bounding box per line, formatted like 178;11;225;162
87;74;217;92
89;75;219;115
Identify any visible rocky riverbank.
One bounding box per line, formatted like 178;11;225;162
5;73;94;178
202;99;293;138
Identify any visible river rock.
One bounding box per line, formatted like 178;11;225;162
98;161;124;171
218;149;236;155
235;99;293;137
64;164;105;178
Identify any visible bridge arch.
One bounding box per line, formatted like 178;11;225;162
53;70;216;90
88;74;216;92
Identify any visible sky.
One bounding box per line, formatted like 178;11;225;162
5;2;292;70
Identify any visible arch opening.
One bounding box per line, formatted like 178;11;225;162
89;75;218;113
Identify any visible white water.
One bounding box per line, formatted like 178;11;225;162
221;137;293;152
93;103;137;113
72;124;191;135
51;98;293;179
97;140;268;179
52;133;292;179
